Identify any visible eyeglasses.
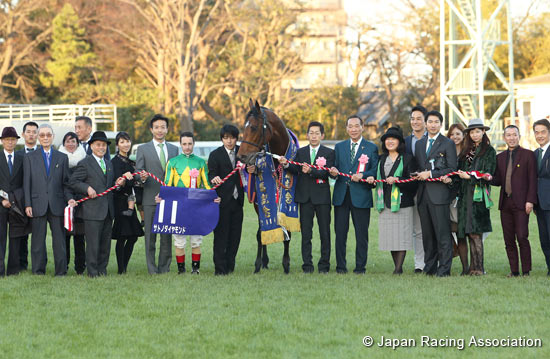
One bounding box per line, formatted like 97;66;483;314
39;133;53;138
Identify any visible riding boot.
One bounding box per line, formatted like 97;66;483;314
177;262;186;274
191;261;200;274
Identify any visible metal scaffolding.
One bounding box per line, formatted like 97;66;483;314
440;0;514;144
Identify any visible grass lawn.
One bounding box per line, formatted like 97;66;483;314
1;190;549;358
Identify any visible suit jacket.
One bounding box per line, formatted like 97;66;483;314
535;146;550;210
0;150;24;215
23;148;73;217
207;145;244;208
332;138;379;208
287;144;334;205
404;132;426;156
376;153;418;209
135;140;179;206
70;155;115;220
414;134;457;205
492;147;537;210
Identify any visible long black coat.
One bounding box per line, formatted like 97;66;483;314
111;155;144;239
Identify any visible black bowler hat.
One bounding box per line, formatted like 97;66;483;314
0;127;20;139
381;126;404;144
88;131;111;145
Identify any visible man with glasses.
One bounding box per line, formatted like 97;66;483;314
280;121;335;273
24;124;76;276
404;105;427;273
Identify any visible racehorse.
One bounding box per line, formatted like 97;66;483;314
237;99;292;274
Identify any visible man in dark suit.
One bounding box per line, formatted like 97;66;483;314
413;110;457;277
70;131;125;277
136;114;179;274
17;121;39;271
404;106;427;273
492;125;537;276
0;127;25;276
280;121;335;273
329;115;379;274
24;124;75;276
533;119;550;275
75;116;110;160
208;124;245;275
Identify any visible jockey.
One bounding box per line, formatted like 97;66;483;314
163;131;211;274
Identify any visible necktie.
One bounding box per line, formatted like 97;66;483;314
426;138;435;155
100;158;106;174
44;152;51;175
310;147;316;164
82;142;88;152
158;143;166;171
27;148;34;153
538;148;544;171
350;142;357;164
505;151;513;197
7;154;13;175
229;150;238;199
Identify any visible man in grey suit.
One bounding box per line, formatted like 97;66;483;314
413;110;457;277
136;114;179;274
70;131;125;277
24;124;76;276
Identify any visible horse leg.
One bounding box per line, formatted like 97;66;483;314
254;227;262;273
262;244;269;269
282;233;291;274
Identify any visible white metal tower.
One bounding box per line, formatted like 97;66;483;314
440;0;514;143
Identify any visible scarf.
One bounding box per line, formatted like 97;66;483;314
375;155;403;213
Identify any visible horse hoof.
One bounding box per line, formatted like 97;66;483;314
282;260;290;274
254;258;262;273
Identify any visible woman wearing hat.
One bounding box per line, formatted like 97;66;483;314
455;119;496;275
373;126;419;274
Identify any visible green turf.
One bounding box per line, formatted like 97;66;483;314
1;190;549;358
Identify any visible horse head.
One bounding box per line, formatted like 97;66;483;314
237;99;274;166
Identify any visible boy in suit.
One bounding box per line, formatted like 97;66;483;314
208;125;244;275
70;131;125;277
329;115;379;274
136;114;179;274
492;125;537;276
413;110;457;277
280;121;335;273
24;124;75;276
0;127;25;276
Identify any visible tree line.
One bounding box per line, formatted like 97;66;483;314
1;0;548;142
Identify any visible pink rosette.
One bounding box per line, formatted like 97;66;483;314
189;168;200;178
315;156;327;167
357;154;369;173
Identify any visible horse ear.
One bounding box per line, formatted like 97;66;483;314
255;100;261;113
249;98;254;112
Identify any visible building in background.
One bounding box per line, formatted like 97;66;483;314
285;0;348;89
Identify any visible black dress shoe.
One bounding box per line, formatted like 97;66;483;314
353;269;366;275
318;270;329;274
302;268;314;274
336;268;348;274
414;268;423;273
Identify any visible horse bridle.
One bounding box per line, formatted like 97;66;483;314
241;107;272;155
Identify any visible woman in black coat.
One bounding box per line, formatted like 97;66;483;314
370;126;418;274
111;132;144;274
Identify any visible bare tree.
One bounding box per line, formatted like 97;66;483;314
0;0;52;101
108;0;228;132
